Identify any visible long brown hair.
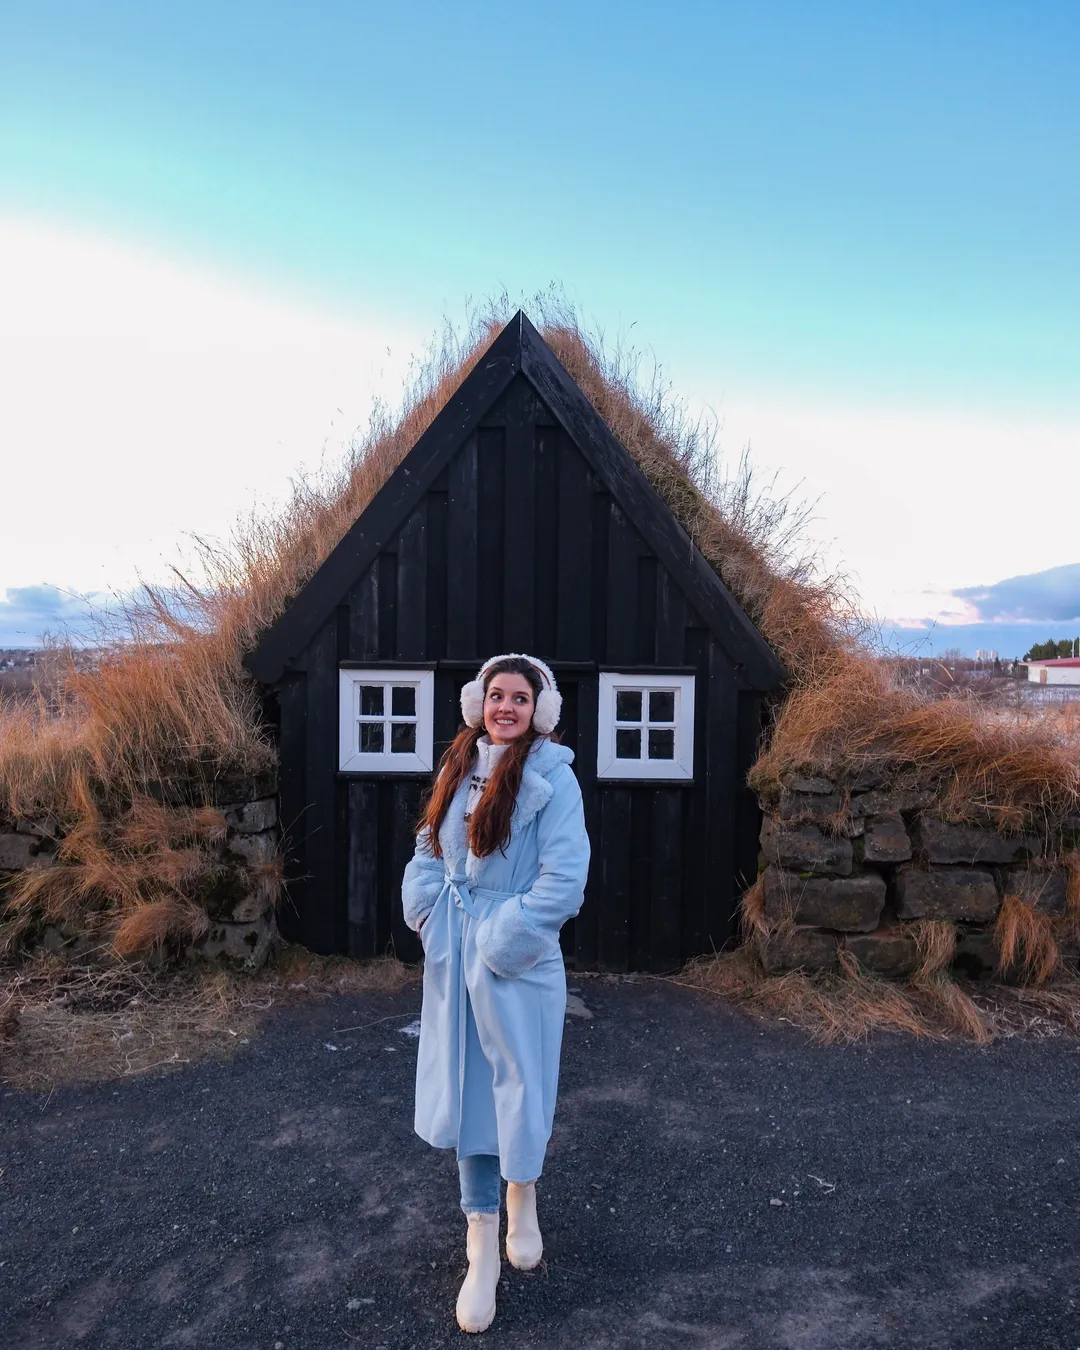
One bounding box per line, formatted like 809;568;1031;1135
419;658;546;859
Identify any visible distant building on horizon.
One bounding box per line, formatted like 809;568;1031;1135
1026;658;1080;686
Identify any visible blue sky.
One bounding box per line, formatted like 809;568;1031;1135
1;1;1078;650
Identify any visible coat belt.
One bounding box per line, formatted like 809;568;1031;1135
446;875;515;919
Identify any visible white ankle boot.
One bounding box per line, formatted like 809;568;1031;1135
456;1211;501;1333
505;1181;543;1271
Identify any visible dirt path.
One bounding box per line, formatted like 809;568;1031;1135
3;977;1079;1349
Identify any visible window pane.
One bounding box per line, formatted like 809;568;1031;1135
615;690;642;722
391;685;415;717
649;690;675;723
648;729;675;760
390;722;416;753
615;728;641;759
360;686;384;717
359;722;384;753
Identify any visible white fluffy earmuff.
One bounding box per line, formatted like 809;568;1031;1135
460;653;562;734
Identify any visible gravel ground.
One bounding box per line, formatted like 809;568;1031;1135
3;975;1079;1350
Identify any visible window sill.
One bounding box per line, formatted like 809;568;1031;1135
336;769;433;780
596;776;696;788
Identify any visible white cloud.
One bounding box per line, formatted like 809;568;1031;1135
713;392;1080;623
0;584;116;647
0;216;419;596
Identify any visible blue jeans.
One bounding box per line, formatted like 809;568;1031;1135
458;1153;501;1215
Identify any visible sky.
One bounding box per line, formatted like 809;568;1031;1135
1;1;1078;655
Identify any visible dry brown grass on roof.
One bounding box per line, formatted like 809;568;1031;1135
547;304;1079;827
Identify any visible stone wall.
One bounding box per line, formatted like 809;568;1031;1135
755;771;1078;982
0;770;282;970
188;771;282;969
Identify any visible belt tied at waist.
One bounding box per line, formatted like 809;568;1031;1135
446;874;515;919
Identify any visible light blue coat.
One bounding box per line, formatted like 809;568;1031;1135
401;737;590;1182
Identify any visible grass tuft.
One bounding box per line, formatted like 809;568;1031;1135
112;899;210;957
679;947;936;1045
907;920;957;980
751;652;1080;826
995;891;1060;985
678;944;1040;1045
739;876;769;938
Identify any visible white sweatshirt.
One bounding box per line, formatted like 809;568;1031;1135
464;736;509;821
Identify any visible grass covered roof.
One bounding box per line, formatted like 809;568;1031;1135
1;296;1078;957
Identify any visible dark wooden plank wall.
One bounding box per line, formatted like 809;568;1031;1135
275;672;308;946
301;616;342;954
277;374;759;968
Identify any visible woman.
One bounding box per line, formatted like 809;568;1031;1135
401;653;591;1334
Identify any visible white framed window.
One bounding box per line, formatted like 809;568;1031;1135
338;669;435;773
597;672;695;780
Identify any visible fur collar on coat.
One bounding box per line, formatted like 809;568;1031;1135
439;735;575;883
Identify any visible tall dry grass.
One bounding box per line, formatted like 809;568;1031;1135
995;891;1060;985
750;650;1080;828
2;293;1078;973
907;919;957;980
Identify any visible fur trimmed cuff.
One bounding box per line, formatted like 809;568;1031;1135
475;897;552;978
402;875;443;932
409;905;434;934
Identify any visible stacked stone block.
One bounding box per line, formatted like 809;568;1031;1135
189;772;281;969
755;770;1072;981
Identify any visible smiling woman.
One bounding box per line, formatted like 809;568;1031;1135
402;653;589;1334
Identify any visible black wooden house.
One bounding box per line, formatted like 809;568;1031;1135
247;312;784;972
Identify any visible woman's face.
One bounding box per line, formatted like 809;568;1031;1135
483;672;536;745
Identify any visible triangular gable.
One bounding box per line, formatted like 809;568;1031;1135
517;315;784;687
246;312;785;688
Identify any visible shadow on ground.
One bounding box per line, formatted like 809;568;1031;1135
3;976;1079;1349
